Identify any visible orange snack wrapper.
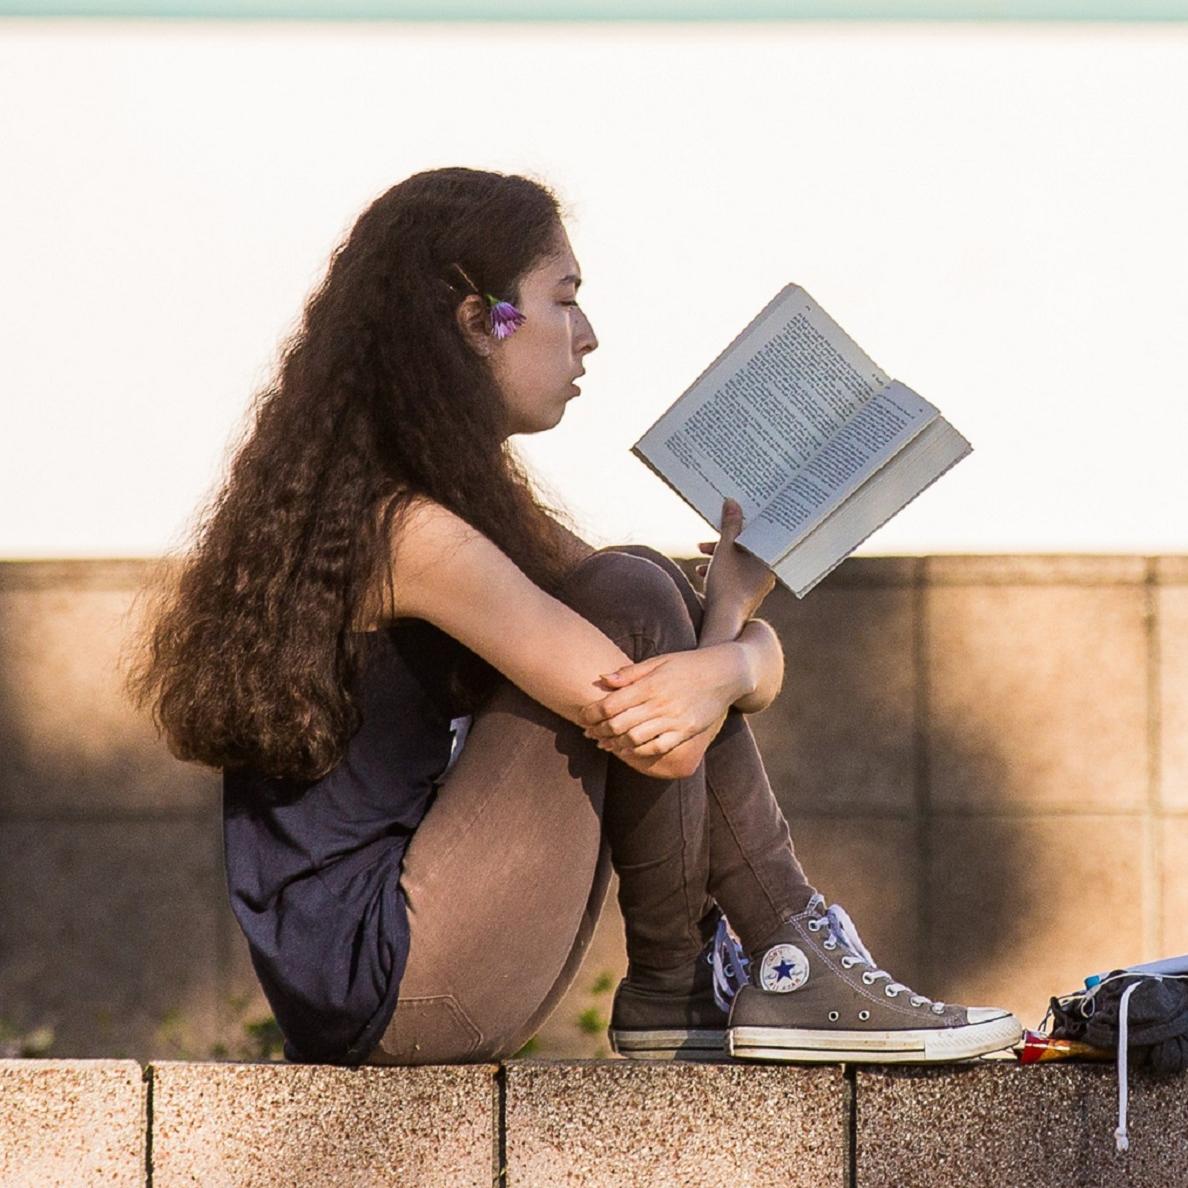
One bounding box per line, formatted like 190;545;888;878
1015;1029;1114;1064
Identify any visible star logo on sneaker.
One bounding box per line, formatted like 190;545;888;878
759;943;809;992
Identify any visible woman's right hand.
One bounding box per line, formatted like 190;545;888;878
697;498;776;623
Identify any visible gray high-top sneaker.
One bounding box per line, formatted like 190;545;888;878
609;915;751;1061
728;895;1022;1063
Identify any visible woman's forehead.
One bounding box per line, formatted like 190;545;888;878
545;226;580;277
528;246;581;288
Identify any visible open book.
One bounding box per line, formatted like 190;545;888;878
632;284;972;598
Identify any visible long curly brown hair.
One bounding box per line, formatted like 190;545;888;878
128;168;577;782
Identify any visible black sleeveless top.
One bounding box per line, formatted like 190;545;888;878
222;620;473;1065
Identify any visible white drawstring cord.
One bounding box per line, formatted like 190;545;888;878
1114;980;1141;1152
1048;969;1188;1156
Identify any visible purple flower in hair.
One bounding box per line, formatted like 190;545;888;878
485;294;526;340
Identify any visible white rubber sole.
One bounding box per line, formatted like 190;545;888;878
609;1027;727;1062
728;1013;1022;1064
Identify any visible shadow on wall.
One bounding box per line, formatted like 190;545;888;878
700;557;1032;1015
0;562;255;1061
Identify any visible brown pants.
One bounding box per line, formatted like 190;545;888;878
367;546;814;1065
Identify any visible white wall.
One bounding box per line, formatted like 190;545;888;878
2;19;1186;558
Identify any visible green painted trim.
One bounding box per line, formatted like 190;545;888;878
3;0;1188;19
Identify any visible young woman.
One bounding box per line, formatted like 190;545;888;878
131;167;1020;1066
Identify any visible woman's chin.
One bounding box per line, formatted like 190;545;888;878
541;399;571;432
510;411;565;437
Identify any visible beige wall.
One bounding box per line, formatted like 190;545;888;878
1;555;1184;1061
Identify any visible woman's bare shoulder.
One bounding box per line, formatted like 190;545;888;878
392;495;481;555
367;496;480;617
388;496;594;588
354;496;457;629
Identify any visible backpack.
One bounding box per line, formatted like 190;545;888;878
1046;964;1188;1151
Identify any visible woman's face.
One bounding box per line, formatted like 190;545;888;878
489;225;598;436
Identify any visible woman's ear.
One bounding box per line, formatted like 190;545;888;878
455;294;493;357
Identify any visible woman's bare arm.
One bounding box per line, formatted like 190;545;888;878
697;594;784;714
382;499;718;778
731;619;784;714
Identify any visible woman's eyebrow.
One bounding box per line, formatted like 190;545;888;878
557;273;582;289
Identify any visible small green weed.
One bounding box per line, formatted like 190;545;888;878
512;1036;540;1058
242;1016;285;1061
576;1008;606;1036
0;1018;54;1058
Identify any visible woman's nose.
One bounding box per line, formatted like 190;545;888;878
576;310;598;355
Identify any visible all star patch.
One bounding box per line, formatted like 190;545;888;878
759;943;810;993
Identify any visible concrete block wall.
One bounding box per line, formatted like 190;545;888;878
0;556;1184;1062
4;1058;1186;1186
0;1060;145;1186
151;1061;496;1186
746;555;1187;1046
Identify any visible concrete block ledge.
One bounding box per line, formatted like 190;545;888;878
506;1059;847;1186
857;1062;1188;1188
150;1060;498;1187
5;1058;1188;1186
0;1059;146;1187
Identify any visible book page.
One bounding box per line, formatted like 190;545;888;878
773;416;972;597
632;284;890;527
737;381;938;564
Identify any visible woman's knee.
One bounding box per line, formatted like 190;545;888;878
603;543;684;582
560;549;698;653
600;544;704;628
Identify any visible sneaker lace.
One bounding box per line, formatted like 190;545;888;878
809;895;946;1013
707;915;751;1012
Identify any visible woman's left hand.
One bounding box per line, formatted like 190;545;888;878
578;644;752;760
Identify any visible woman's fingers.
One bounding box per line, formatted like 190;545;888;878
719;497;743;540
590;709;701;755
583;701;662;741
598;656;664;687
580;673;657;726
599;722;672;754
614;728;688;759
698;500;741;562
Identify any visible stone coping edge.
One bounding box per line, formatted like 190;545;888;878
4;1058;1188;1187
